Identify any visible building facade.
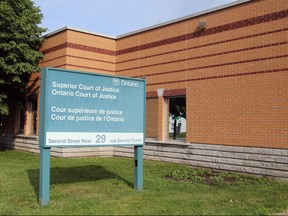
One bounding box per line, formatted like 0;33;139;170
1;0;288;178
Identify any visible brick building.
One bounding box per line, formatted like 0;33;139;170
1;0;288;178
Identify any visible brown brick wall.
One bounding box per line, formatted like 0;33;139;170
40;31;68;69
64;30;116;74
186;71;288;148
21;0;288;148
115;0;288;148
40;29;116;74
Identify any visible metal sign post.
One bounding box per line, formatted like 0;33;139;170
134;145;143;191
39;67;145;206
39;147;50;206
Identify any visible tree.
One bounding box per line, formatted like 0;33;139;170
0;0;46;115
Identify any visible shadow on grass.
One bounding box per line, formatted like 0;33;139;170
27;165;133;200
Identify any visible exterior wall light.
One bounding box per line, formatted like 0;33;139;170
198;20;207;30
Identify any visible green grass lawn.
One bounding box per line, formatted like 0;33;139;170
0;150;287;215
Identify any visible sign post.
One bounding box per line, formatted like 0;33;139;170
39;147;50;206
134;146;143;191
39;67;145;206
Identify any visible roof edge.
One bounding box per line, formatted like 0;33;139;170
44;26;116;39
116;0;252;39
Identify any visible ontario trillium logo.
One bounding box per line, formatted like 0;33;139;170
112;78;120;86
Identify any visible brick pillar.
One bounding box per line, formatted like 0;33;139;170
157;88;167;141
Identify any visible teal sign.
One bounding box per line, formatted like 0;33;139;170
39;67;146;147
39;68;145;206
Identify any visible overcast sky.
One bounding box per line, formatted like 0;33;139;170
33;0;238;37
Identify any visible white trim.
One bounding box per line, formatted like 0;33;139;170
44;26;116;39
46;132;144;146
